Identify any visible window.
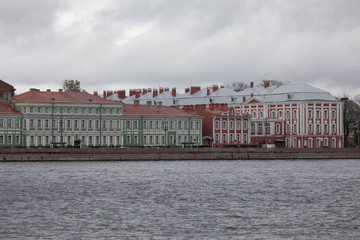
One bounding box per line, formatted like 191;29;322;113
126;121;131;129
251;123;255;134
324;138;328;147
45;119;49;128
286;124;290;134
37;119;42;128
237;134;240;142
324;124;328;134
95;120;99;129
109;121;113;129
244;121;248;130
252;112;257;118
30;119;34;128
223;121;227;130
126;135;130;144
0;136;3;144
244;134;247;142
215;121;219;130
276;124;280;134
81;120;85;129
293;138;296;148
230;121;233;130
266;123;270;134
38;136;41;144
316;110;320;119
134;121;138;129
196;121;199;130
144;136;147;144
293;124;297;134
15;119;20;128
316;124;320;134
286;110;290;120
103;136;106;144
88;120;93;129
332;124;336;134
190;121;194;129
279;110;283;118
8;119;13;128
149;121;153;129
170;121;174;130
102;120;106;129
74;120;78;129
308;124;313;134
271;111;276;118
16;135;20;144
156;136;159;144
260;111;263;118
331;110;336;119
143;121;147;129
178;121;182;130
156;121;160;129
324;110;328;119
30;136;34;144
230;134;233;142
332;138;336;148
308;138;313;148
134;135;138;144
258;124;263;134
150;136;153;144
308;109;313;119
223;134;226;143
66;120;71;129
237;121;241;129
293;110;297;119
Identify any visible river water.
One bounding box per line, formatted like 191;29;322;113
0;160;359;239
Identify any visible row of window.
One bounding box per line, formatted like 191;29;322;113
126;120;201;131
24;118;121;130
246;109;337;120
24;106;121;115
29;135;121;146
0;135;21;145
0;119;21;129
215;133;248;143
285;137;338;148
215;120;248;131
126;135;200;145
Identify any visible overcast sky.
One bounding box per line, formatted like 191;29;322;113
1;0;359;97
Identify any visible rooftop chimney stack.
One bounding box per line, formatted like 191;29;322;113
185;88;190;93
153;89;158;98
213;85;219;92
94;91;98;96
250;82;254;88
103;90;107;98
264;81;270;88
190;86;201;95
118;90;126;99
159;87;164;94
172;88;176;97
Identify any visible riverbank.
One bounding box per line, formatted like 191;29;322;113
1;148;360;161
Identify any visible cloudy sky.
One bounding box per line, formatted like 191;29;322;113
1;0;359;97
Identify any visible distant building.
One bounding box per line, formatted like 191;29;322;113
101;81;344;148
0;82;201;148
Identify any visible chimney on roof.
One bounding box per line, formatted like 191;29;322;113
103;90;106;98
153;89;158;98
251;93;254;97
243;96;246;102
143;88;148;94
213;85;219;92
129;89;136;97
264;81;270;88
165;87;169;92
107;91;113;97
94;91;98;96
159;87;164;94
172;88;176;97
207;88;210;96
190;86;201;95
220;85;224;88
185;88;190;93
250;82;254;88
118;90;126;99
135;89;141;98
148;88;152;92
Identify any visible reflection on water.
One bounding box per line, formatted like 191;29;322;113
0;160;359;239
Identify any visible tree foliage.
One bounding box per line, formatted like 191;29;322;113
63;80;83;92
226;82;249;92
342;96;360;147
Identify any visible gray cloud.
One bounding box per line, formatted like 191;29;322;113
1;0;359;97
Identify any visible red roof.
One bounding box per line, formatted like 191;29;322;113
12;91;119;105
123;104;201;117
0;103;22;115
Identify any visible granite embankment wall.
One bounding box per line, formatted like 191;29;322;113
1;148;360;161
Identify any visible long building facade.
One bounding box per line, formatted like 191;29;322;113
0;89;202;148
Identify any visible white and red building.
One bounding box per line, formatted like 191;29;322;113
102;81;344;148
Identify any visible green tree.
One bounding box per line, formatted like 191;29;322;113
63;80;84;92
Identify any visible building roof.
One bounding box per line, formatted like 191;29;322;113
12;91;120;105
0;103;22;115
122;104;200;117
